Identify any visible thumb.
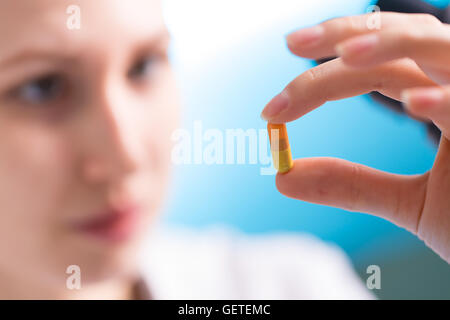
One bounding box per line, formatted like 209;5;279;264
276;157;428;234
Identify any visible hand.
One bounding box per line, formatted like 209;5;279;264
261;12;450;263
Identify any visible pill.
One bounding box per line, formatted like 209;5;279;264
267;123;293;174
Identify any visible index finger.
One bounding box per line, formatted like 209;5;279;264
260;58;434;123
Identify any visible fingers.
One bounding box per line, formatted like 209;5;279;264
402;85;450;139
261;58;434;123
286;12;427;60
336;24;450;70
276;158;428;234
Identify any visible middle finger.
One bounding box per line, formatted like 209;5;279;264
286;12;439;60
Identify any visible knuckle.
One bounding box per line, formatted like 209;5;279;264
343;15;360;30
398;28;422;43
412;13;441;26
322;15;360;33
303;66;323;83
321;17;338;29
445;87;450;101
347;163;362;212
395;14;441;43
371;81;384;92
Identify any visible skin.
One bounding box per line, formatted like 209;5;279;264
2;3;448;300
261;13;450;263
0;0;178;299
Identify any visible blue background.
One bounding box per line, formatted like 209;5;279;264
163;0;450;298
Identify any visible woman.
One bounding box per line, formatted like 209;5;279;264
0;0;369;299
0;0;447;299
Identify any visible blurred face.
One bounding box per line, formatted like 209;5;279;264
0;0;178;290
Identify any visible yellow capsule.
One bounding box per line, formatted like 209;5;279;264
267;123;293;174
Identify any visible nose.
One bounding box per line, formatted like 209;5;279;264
81;80;144;184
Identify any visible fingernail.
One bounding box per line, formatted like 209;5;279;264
335;34;378;57
261;90;289;121
286;25;324;48
403;88;445;109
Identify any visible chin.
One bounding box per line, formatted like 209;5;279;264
58;219;150;285
51;203;158;286
62;238;142;285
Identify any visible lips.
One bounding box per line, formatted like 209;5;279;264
72;204;141;243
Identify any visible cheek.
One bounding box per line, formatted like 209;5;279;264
137;71;179;209
143;68;179;162
154;75;179;168
0;125;73;231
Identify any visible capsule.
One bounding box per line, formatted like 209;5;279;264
267;123;293;174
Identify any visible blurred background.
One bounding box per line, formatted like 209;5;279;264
162;0;450;299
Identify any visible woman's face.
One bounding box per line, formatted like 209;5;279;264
0;0;178;287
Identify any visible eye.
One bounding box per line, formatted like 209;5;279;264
127;55;161;82
13;73;66;106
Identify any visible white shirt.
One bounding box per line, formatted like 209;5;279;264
138;226;374;299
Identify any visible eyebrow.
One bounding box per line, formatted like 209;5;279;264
138;28;171;51
0;28;171;70
0;49;77;70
